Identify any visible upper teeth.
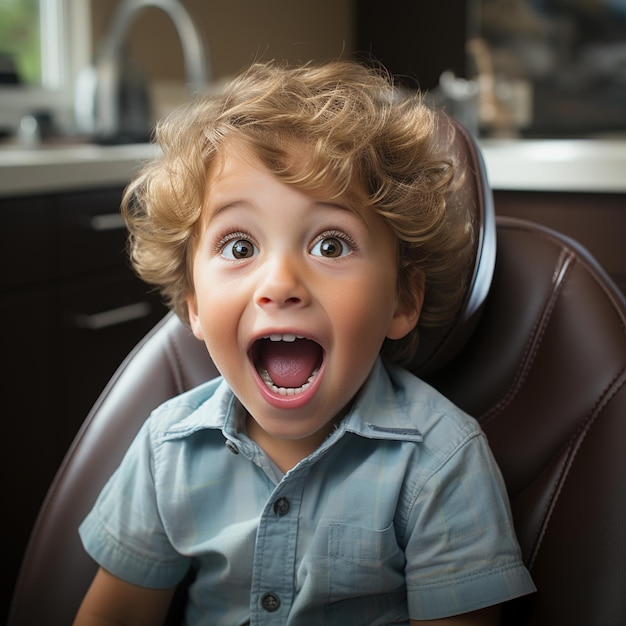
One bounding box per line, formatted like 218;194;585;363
263;334;304;342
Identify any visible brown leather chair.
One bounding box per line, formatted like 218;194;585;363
428;217;626;625
8;115;626;625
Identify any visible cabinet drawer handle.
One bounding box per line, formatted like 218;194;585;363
73;302;152;330
88;213;126;231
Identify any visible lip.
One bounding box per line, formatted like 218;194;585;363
247;330;326;410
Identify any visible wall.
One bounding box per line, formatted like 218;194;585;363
355;0;468;92
90;0;354;117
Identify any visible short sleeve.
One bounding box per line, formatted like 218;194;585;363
404;431;536;620
78;421;191;588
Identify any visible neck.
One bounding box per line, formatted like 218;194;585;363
245;414;338;473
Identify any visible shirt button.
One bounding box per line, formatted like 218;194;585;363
261;592;281;612
273;497;290;516
225;440;239;454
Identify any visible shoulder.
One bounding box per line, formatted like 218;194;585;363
348;360;490;485
385;363;484;459
142;375;232;442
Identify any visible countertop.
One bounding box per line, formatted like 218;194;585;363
0;142;160;196
1;138;625;196
479;137;626;193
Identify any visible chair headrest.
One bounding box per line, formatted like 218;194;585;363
408;112;497;378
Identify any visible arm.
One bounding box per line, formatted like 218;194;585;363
411;604;501;625
73;567;177;626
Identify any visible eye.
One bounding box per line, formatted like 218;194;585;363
310;232;355;259
220;235;258;260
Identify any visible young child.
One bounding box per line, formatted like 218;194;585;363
74;60;535;625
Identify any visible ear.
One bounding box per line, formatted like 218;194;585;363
186;294;205;340
386;269;425;340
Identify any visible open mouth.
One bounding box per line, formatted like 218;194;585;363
252;334;324;396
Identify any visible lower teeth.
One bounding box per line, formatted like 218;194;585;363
259;368;319;396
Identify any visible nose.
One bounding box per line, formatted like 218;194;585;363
255;252;310;308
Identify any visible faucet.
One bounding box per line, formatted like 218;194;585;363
75;0;211;144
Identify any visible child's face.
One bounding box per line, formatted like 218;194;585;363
187;142;420;466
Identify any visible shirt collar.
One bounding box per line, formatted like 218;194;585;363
162;356;423;445
339;357;423;443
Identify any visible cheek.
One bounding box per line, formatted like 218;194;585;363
331;274;397;347
194;300;243;381
191;268;243;350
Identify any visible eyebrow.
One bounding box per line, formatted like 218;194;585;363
207;200;249;218
319;200;372;230
208;198;354;217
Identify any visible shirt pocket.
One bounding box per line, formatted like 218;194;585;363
327;522;406;606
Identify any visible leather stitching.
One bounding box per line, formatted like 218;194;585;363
481;246;574;427
528;367;626;569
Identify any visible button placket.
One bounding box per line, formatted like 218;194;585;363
251;472;309;623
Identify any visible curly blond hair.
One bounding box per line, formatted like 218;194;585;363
122;60;474;366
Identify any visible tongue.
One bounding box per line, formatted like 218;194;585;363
261;339;321;388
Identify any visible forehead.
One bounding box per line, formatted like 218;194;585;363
205;137;370;216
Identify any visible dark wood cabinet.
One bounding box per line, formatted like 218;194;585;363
494;190;626;297
1;187;167;621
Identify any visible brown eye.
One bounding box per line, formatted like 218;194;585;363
321;238;341;257
311;235;351;258
222;238;258;260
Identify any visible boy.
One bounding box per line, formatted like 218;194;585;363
74;60;535;625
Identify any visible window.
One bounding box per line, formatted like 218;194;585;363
0;0;41;85
0;0;91;135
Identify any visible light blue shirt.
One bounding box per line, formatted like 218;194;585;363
79;357;535;624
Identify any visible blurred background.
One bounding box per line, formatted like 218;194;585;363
1;0;625;139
